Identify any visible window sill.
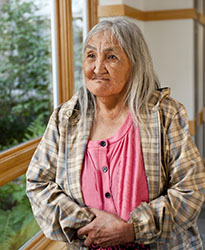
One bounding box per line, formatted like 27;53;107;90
0;137;41;186
19;231;67;250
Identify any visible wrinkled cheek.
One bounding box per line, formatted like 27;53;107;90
85;81;93;91
83;63;93;79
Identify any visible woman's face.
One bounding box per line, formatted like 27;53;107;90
83;32;131;99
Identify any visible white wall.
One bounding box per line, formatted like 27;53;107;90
120;0;193;10
142;0;193;11
144;20;194;119
99;0;123;6
99;0;195;119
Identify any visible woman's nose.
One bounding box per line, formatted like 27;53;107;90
94;58;107;74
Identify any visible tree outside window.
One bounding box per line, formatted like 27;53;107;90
0;0;53;152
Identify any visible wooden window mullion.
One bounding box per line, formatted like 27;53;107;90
87;0;98;31
56;0;74;104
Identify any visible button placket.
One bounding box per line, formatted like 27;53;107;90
98;140;117;214
98;140;111;197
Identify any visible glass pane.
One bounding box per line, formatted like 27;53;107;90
0;175;40;250
72;0;83;92
0;0;53;152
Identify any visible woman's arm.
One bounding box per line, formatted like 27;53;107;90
128;105;205;244
26;108;94;243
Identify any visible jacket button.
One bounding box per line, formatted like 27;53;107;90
100;141;106;147
66;110;72;117
102;166;108;173
105;192;111;198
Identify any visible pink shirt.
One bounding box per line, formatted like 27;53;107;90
81;113;149;222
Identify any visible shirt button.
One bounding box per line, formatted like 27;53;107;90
102;166;108;173
105;192;111;198
100;141;106;147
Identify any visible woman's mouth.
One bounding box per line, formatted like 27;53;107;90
92;77;110;81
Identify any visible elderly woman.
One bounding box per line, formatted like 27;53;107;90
26;17;205;250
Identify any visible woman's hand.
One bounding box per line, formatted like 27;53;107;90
77;208;135;248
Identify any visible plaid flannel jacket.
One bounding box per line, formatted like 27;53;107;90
26;88;205;250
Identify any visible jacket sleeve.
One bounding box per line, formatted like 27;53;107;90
128;104;205;244
26;108;94;243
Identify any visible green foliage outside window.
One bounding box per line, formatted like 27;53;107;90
0;175;40;250
0;0;53;152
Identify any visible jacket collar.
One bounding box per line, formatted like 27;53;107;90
147;87;170;110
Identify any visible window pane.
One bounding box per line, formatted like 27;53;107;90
72;0;83;92
0;0;53;152
0;175;40;250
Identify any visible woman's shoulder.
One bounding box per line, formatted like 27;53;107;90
51;91;81;123
150;87;186;116
161;91;186;118
152;88;189;130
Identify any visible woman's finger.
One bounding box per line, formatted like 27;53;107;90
77;223;91;236
83;235;93;247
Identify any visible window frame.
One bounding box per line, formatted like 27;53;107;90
0;138;41;186
87;0;98;31
56;0;74;104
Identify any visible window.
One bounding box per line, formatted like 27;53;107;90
72;0;84;91
72;0;98;92
0;0;52;249
0;0;53;152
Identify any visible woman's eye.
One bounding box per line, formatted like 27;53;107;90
108;55;117;60
87;53;95;58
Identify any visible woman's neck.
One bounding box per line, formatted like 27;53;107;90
96;96;128;121
89;97;129;141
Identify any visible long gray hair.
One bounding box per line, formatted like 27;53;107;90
79;17;160;126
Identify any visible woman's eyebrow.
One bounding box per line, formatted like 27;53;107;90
104;47;118;52
86;45;96;51
85;45;121;53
